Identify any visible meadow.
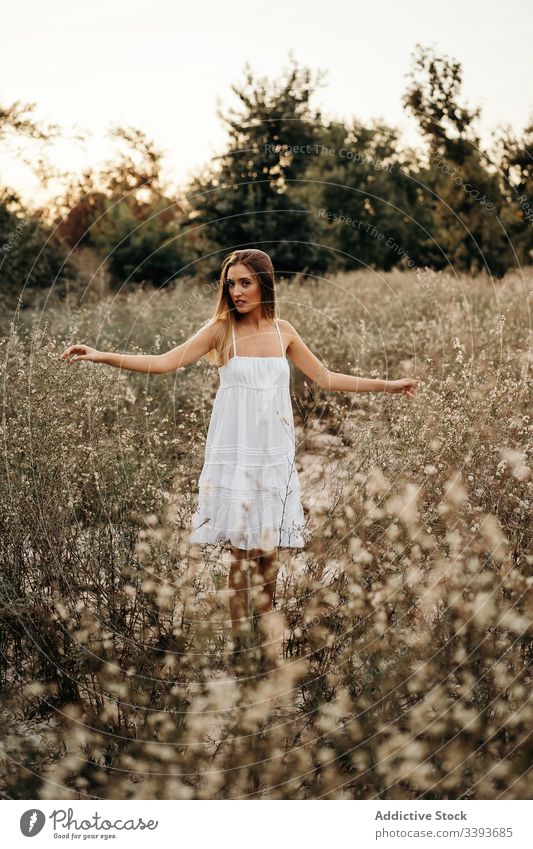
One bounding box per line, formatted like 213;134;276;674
0;266;531;799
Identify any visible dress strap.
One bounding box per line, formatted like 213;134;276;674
274;319;285;358
231;323;237;357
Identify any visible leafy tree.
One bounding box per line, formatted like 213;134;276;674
90;196;185;288
0;99;75;298
53;170;108;249
0;188;74;297
0;97;68;184
403;43;481;164
403;44;513;276
54;127;186;286
304;118;424;272
491;121;533;265
185;55;330;278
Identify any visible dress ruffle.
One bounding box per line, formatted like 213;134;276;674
189;487;306;549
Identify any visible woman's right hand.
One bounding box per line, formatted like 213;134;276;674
61;344;100;364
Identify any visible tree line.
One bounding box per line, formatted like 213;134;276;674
1;45;532;304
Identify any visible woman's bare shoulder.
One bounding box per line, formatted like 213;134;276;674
277;318;299;339
203;317;226;347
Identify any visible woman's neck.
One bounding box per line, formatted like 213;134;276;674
236;313;275;332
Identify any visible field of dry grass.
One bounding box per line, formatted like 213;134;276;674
0;267;531;799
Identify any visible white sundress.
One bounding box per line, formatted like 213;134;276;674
189;318;307;551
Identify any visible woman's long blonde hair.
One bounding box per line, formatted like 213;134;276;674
203;249;280;367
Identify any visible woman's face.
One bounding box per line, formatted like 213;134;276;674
225;262;261;313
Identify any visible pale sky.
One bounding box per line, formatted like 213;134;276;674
2;0;532;207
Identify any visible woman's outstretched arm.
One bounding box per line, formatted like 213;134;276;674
281;319;421;397
61;321;218;374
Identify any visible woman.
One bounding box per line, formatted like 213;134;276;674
61;248;420;674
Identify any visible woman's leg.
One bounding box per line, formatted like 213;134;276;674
227;546;282;674
255;549;280;614
228;546;261;636
254;548;282;670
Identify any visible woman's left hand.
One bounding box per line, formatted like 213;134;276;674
386;378;421;397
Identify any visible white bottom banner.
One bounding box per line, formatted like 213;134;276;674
6;799;533;847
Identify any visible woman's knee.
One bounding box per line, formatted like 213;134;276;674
228;561;247;587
